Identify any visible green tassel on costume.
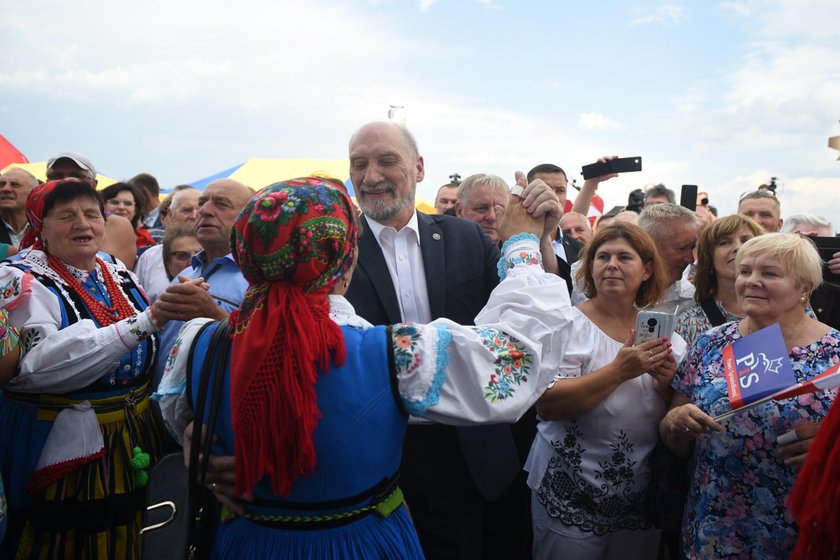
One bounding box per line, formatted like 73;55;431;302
131;446;151;487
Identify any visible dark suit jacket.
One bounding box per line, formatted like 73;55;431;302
812;282;840;331
347;213;500;326
346;212;524;501
0;222;13;246
554;231;583;295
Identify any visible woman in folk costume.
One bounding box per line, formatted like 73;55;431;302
0;179;164;558
157;177;574;559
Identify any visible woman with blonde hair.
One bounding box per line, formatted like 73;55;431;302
662;233;839;558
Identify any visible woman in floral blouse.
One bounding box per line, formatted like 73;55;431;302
525;223;684;560
661;233;838;559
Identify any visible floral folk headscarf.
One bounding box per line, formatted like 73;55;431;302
21;179;63;250
21;178;99;251
228;177;358;497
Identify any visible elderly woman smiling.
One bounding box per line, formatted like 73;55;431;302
661;233;839;559
0;179;166;558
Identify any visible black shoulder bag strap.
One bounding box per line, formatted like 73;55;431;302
699;297;727;327
186;319;231;557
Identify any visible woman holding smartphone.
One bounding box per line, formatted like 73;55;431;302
526;222;685;560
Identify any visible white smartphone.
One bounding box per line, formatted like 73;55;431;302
634;310;676;345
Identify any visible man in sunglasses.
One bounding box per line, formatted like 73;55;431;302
737;190;783;232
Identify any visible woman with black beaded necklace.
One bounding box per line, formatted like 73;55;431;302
0;178;165;559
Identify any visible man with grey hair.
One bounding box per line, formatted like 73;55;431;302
346;120;563;560
559;211;593;245
456;173;512;243
134;186;201;302
637;202;699;314
644;184;676;206
0;167;38;250
781;213;835;237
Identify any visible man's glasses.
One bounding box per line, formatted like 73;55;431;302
739;190;777;202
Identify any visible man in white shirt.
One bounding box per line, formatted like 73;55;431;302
345;120;561;560
637;203;700;315
134;186;200;302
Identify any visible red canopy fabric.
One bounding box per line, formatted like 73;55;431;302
0;135;28;168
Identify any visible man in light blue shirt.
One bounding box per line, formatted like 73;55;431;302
153;179;252;390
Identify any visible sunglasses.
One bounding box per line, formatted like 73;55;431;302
739;190;777;202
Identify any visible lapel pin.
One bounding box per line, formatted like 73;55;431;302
432;233;441;240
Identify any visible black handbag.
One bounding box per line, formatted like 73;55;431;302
141;319;231;560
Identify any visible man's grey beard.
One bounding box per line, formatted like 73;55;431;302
358;181;414;223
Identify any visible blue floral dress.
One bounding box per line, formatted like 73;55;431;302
673;322;839;559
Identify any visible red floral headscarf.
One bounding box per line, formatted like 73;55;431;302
20;178;98;250
228;177;358;497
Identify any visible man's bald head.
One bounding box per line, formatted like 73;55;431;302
196;179;253;260
0;168;39;216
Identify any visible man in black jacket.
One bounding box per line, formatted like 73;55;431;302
527;164;584;294
0;168;38;250
346;121;561;560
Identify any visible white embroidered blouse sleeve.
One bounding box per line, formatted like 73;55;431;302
155;318;213;444
2;266;158;394
392;235;575;425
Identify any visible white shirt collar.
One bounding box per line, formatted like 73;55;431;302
366;211;421;247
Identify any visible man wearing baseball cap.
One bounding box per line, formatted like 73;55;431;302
45;152;138;268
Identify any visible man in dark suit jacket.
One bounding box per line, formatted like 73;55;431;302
527;164;583;295
346;121;560;560
0;168;38;249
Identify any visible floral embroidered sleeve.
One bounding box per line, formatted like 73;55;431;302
1;265;159;394
391;235;575;424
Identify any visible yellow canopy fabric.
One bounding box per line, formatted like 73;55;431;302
415;198;436;214
217;158;436;212
228;159;350;192
1;162;116;189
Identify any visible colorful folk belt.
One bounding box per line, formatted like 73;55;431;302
5;380;151;423
243;486;405;530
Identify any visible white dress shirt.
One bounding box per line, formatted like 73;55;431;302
551;227;568;262
365;211;432;324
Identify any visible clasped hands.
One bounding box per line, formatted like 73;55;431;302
496;171;562;242
151;276;227;328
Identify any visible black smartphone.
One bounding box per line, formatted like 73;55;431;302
680;185;698;211
581;157;642;180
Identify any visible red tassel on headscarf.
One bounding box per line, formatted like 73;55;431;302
227;178;357;498
789;399;840;560
231;283;346;497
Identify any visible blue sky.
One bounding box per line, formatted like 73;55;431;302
2;0;839;219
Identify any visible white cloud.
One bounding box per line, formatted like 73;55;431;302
419;0;438;11
578;112;624;131
475;0;502;11
719;2;752;16
629;4;684;26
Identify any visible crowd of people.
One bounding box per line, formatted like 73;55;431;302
0;122;837;559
